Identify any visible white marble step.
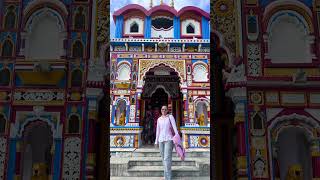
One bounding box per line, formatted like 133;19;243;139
127;165;201;177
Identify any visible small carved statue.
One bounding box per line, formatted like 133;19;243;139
285;164;303;180
31;163;48;180
197;113;205;126
119;112;126;126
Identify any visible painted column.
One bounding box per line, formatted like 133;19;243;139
233;101;248;178
136;94;140;122
14;139;21;179
183;93;188;123
53;138;62;180
311;142;320;179
85;89;103;179
86;110;97;180
7;138;17;180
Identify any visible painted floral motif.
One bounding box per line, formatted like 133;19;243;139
62;137;81;180
0;137;7;180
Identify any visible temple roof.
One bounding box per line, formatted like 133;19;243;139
113;4;210;22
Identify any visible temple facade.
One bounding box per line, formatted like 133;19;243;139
0;0;108;179
110;2;210;149
213;0;320;179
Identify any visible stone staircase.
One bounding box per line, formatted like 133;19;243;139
110;147;210;179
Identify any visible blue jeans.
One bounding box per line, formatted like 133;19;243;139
159;140;174;180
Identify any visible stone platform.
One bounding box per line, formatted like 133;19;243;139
110;146;210;179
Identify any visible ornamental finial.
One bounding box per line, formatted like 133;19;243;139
171;0;174;7
160;0;163;5
150;0;153;8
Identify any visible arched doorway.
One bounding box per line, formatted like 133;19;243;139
140;64;183;146
21;120;53;180
277;127;312;180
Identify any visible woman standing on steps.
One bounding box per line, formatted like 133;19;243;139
155;105;179;180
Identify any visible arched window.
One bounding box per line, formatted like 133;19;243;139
68;115;80;133
193;64;208;82
0;68;10;86
2;39;14;57
248;16;257;34
72;40;84;58
187;24;195;34
253;113;263;130
267;11;311;63
0;114;6;134
130;22;139;33
117;63;130;80
4;6;16;29
71;69;82;87
74;7;85;30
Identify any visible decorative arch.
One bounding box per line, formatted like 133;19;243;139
192;63;208;82
18;117;59;138
149;85;171;98
23;0;68;23
139;61;185;86
23;7;67;59
24;7;66;32
268;113;319;142
268;113;318;179
117;63;131;81
263;0;313;32
264;10;313;63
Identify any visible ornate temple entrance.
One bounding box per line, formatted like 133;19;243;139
140;64;183;146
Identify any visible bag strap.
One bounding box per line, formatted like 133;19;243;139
168;115;176;136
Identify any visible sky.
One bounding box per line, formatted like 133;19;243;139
110;0;210;38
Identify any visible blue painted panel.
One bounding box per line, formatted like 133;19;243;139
115;16;124;38
117;58;133;64
201;17;210;39
53;139;62;180
174;16;181;39
192;59;208;64
144;16;151;38
7;139;17;180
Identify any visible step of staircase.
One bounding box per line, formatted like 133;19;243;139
111;148;210;178
128;158;196;167
111;147;210;158
127;165;200;177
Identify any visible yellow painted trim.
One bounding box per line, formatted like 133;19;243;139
16;71;65;85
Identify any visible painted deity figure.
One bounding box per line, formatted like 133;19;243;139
31;163;48;180
285;164;303;180
119;112;126;126
198;113;205;126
